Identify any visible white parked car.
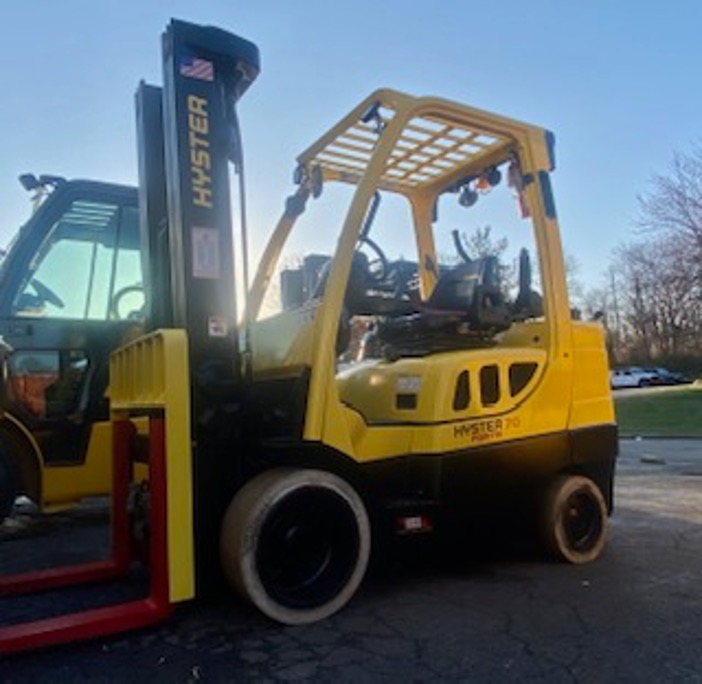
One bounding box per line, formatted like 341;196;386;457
610;367;659;389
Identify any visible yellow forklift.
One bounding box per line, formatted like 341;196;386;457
0;18;616;652
0;176;142;522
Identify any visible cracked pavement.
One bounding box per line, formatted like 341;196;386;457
2;439;702;682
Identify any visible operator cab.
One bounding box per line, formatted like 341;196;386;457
0;178;143;475
248;90;558;437
256;146;546;354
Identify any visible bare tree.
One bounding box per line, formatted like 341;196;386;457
618;144;702;365
455;225;516;296
613;237;702;359
583;268;627;364
462;225;508;259
564;253;585;312
637;145;702;259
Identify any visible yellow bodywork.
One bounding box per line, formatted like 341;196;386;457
110;329;194;603
102;88;615;603
7;414;149;511
0;412;119;510
42;422;113;507
247;89;615;465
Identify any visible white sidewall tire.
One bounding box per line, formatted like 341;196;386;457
220;468;371;625
541;474;608;564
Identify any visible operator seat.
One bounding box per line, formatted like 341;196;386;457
374;256;512;355
426;256;507;324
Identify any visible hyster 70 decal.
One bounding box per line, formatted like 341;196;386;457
187;94;213;208
453;416;521;444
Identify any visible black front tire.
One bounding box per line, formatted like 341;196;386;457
539;475;608;564
220;468;371;625
0;450;18;523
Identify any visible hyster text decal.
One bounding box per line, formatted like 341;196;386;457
453;416;520;443
187;94;213;209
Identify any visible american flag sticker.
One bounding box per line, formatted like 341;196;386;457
180;56;214;82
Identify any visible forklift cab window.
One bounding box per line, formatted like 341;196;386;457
432;171;543;311
11;201;144;321
345;163;546;363
258;183;356;320
261;186;417;318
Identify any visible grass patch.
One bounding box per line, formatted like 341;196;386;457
614;384;702;437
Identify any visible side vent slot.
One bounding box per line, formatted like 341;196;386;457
453;370;470;410
396;393;418;410
480;365;500;406
509;362;537;396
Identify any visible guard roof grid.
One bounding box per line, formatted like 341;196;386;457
297;90;518;196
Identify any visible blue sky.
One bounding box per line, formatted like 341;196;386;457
1;1;700;289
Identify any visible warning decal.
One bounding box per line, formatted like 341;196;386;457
192;227;220;279
208;316;227;337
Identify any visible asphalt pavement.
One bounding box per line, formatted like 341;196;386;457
1;439;702;683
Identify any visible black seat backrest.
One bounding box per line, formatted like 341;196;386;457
427;256;510;331
428;256;500;309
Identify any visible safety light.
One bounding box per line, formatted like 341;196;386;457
474;167;502;194
458;184;479;207
486;166;502;187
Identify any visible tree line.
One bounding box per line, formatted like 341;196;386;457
581;145;702;373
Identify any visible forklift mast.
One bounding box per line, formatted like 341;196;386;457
136;82;170;329
0;19;260;653
138;20;258;360
145;19;259;586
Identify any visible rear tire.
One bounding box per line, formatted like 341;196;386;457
539;475;608;564
220;468;371;625
0;449;18;523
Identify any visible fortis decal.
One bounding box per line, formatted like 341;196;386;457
187;94;213;209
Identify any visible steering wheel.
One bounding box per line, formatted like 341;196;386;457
109;284;145;320
356;236;389;284
30;278;65;309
